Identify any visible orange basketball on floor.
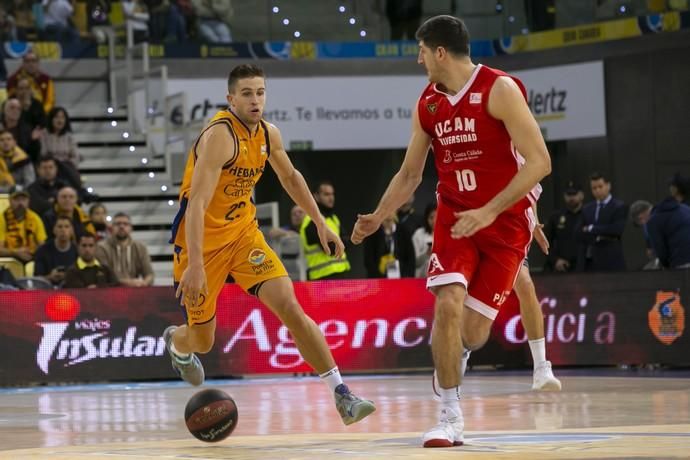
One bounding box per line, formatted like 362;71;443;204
185;389;238;442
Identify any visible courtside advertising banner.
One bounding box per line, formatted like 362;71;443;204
155;61;606;149
0;271;687;385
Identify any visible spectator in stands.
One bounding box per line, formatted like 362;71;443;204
16;77;45;130
631;198;690;269
412;202;436;278
0;130;36;187
0;184;47;263
7;1;33;41
364;214;397;278
8;51;55;113
191;0;232;44
544;180;584;272
64;233;119;288
41;185;95;239
34;215;78;285
40;0;80;43
0;153;14;190
0;6;19;41
27;156;65;216
147;0;188;42
96;212;154;286
385;0;423;40
0;38;6;94
299;180;351;280
576;172;628;272
40;107;81;190
395;194;422;275
269;204;305;240
122;0;151;43
1;98;41;163
396;193;423;237
87;0;109;29
669;172;690;206
89;202;111;240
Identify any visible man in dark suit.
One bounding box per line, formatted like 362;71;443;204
577;172;628;272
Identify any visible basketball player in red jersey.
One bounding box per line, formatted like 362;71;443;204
352;15;552;447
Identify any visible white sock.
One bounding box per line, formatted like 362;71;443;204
170;342;190;360
319;367;343;392
439;386;461;402
528;338;547;367
439;387;461;418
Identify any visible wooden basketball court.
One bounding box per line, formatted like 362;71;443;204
1;372;688;459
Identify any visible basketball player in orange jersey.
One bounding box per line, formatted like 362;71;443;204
164;64;375;425
352;15;552;446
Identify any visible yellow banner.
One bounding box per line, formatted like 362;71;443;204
501;12;682;54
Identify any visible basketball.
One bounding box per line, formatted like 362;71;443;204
184;389;238;442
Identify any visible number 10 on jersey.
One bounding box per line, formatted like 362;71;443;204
455;169;477;191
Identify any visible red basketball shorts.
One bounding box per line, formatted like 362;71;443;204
426;198;535;320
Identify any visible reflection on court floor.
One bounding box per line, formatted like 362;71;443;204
0;373;688;459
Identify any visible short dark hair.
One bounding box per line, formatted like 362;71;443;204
54;215;73;227
415;15;470;56
38;156;58;167
113;212;130;221
89;202;106;216
589;172;609;183
57;185;77;195
313;180;334;194
227;64;265;92
78;232;97;243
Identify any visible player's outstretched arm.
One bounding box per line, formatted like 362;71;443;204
266;123;344;258
351;105;431;245
452;77;552;239
176;124;235;307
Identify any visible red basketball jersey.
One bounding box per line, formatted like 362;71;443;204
417;64;541;213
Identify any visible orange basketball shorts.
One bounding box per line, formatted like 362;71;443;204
173;229;288;325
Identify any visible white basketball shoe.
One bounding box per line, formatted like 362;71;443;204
532;361;562;391
422;405;464;448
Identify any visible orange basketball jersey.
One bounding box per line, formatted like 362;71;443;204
171;109;270;251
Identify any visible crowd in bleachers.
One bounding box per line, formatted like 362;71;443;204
0;1;234;45
0;48;155;290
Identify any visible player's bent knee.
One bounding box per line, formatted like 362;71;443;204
434;285;465;324
189;329;215;354
462;332;489;351
435;299;463;324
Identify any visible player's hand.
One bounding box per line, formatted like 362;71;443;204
176;265;208;308
317;223;344;258
452;207;497;239
351;213;383;245
533;224;549;255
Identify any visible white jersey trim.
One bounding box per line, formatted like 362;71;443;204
426;272;468;290
465;295;498;320
433;64;483;107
